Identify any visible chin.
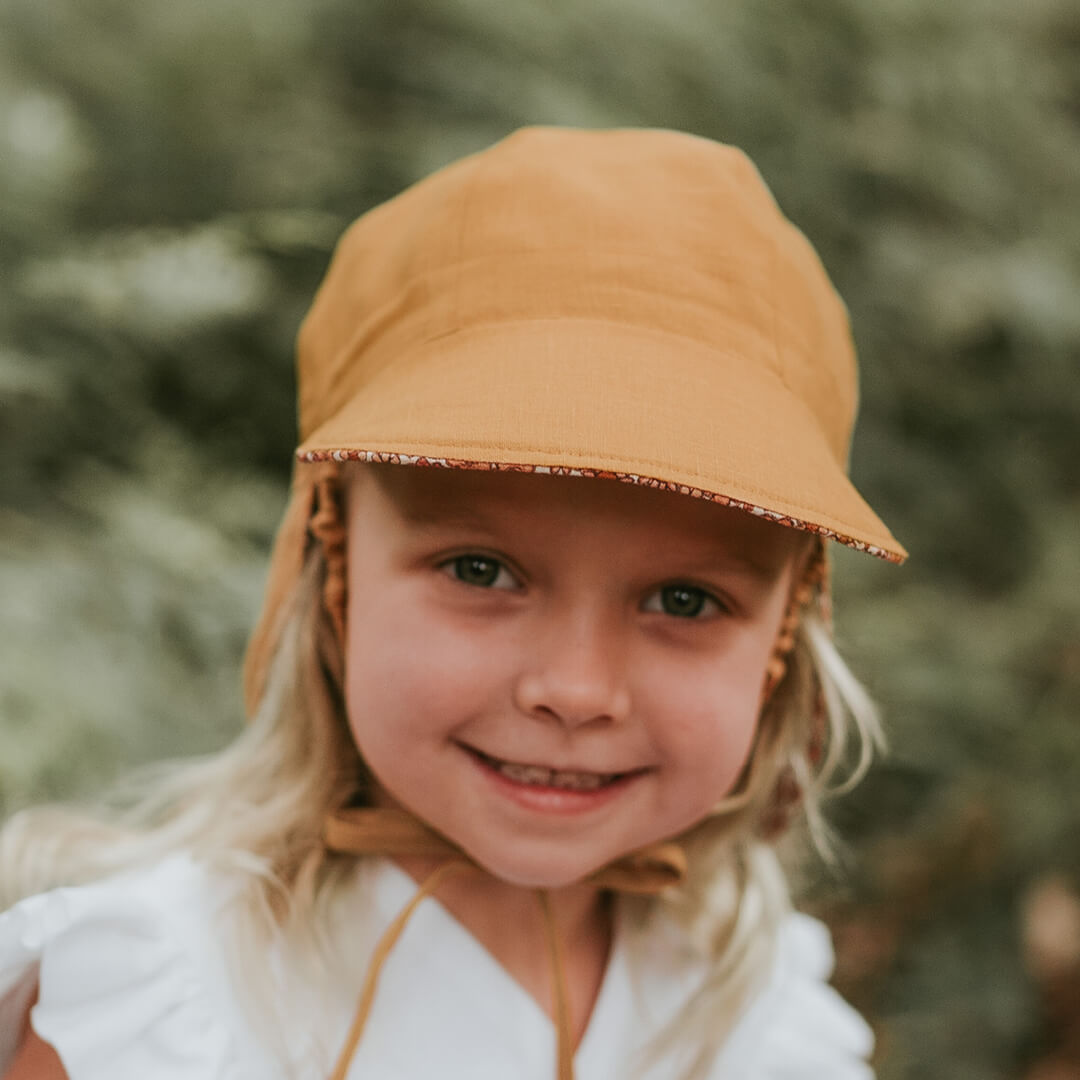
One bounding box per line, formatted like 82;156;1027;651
462;843;610;891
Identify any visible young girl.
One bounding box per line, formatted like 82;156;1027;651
0;126;906;1080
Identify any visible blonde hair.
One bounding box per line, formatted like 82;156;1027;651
0;533;883;1078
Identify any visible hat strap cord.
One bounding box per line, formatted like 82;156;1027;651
323;807;687;1080
327;858;474;1080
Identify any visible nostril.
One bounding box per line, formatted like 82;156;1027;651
513;670;631;729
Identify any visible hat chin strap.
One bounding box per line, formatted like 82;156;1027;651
323;807;687;1080
310;473;349;646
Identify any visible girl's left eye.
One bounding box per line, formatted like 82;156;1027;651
442;554;518;590
643;584;724;619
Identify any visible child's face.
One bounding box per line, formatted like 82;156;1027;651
343;466;804;889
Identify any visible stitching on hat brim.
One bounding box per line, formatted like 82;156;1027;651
296;448;906;564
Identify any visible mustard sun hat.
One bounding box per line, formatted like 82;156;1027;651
244;125;906;714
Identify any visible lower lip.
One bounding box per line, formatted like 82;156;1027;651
463;747;646;815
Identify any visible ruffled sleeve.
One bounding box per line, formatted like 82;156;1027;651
719;912;875;1079
0;855;250;1080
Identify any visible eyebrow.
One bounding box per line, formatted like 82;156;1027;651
681;530;806;584
392;497;504;536
701;550;790;583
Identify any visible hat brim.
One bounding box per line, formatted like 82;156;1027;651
297;318;906;563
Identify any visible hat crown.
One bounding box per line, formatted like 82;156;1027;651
247;127;904;716
297;126;857;466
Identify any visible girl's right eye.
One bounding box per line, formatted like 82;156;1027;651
442;554;518;590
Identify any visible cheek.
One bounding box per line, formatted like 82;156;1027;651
644;635;773;790
342;587;508;753
664;691;759;788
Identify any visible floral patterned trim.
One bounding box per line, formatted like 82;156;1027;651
297;448;905;564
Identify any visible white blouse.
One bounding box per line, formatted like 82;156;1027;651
0;854;874;1079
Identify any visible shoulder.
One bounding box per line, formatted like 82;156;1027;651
718;911;876;1079
0;854;267;1080
607;904;874;1080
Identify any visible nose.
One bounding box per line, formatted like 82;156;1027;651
512;608;632;730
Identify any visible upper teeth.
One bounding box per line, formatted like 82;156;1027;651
494;760;615;791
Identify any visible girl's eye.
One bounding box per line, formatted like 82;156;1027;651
644;584;722;619
444;555;517;590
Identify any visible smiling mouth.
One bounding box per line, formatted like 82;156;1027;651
467;747;632;792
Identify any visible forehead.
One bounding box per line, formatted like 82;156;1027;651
349;464;806;571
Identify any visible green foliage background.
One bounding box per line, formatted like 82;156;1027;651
1;2;1078;1077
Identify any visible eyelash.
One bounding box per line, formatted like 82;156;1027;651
440;554;728;619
